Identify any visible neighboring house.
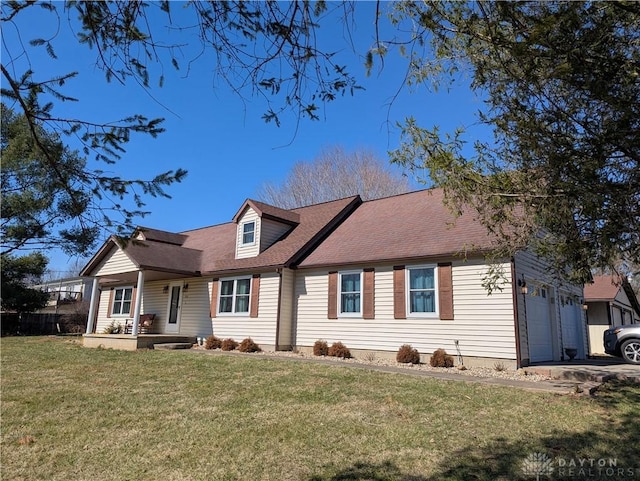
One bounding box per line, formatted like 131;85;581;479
584;275;640;355
32;276;93;314
81;189;588;367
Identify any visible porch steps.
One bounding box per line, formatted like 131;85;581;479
153;342;195;350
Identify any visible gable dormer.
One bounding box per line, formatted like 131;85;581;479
232;200;300;259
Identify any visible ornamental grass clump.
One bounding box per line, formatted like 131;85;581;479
430;348;454;368
238;338;262;353
313;339;329;356
396;344;421;364
221;338;238;351
328;341;351;359
204;335;222;350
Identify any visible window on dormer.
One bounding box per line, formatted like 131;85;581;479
242;221;255;245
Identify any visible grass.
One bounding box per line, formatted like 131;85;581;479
1;337;639;481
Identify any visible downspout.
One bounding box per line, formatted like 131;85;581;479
510;258;523;368
274;268;283;351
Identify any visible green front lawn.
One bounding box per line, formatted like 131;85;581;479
1;337;638;480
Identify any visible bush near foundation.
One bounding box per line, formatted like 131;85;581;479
396;344;421;364
221;338;239;351
328;341;351;359
430;348;454;368
238;338;262;353
204;335;222;350
313;339;329;356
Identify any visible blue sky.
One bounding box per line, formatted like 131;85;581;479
2;2;489;276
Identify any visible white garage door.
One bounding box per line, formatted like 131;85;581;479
559;294;583;359
526;286;554;362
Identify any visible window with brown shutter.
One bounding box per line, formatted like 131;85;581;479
438;262;454;320
250;274;260;318
328;271;338;319
363;268;375;319
393;266;406;319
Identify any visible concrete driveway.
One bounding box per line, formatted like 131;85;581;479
525;357;640;383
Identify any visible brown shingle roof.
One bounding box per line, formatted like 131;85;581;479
136;227;187;245
232;199;300;225
299;189;498;268
584;275;622;301
81;195;360;278
183;196;359;274
124;240;202;274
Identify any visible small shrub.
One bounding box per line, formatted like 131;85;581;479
204;335;222;350
103;321;123;334
221;338;238;351
328;341;351;359
493;361;507;372
396;344;421;364
313;339;329;356
238;338;262;353
362;351;377;363
430;348;454;368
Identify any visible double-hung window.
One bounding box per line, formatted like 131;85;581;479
407;266;437;315
242;221;255;245
218;277;251;314
339;271;362;315
111;286;133;316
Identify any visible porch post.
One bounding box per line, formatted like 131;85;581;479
132;270;145;335
85;278;100;334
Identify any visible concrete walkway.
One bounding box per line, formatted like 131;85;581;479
524;357;640;383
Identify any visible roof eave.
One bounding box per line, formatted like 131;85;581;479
297;249;494;270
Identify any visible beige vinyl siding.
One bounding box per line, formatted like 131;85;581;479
260;219;291;251
295;260;517;359
514;250;587;362
235;208;260;259
210;272;280;346
174;278;214;337
93;247;137;276
95;289;115;333
277;268;296;349
587;302;610;354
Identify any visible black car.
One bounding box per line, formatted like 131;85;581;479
603;325;640;365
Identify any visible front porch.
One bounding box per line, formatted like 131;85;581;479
83;333;197;351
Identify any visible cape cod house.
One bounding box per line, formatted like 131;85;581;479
82;189;588;367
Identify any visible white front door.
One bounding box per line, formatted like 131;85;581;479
165;283;182;333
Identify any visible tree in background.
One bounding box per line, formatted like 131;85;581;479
2;1;637;284
3;1;356;253
1;253;49;314
384;1;639;284
257;146;411;209
2;103;95;256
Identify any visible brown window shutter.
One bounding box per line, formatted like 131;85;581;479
210;279;219;318
250;274;260;318
328;271;338;319
438;262;454;320
107;288;115;318
363;268;375;319
393;266;406;319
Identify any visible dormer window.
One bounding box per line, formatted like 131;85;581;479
242;221;256;245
